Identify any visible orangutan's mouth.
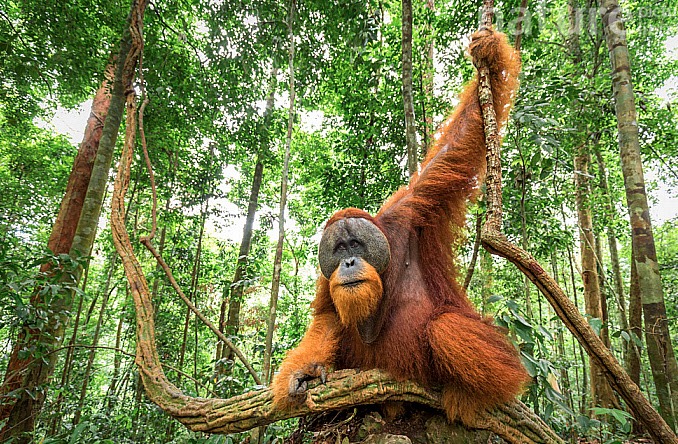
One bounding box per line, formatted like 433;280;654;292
342;280;365;288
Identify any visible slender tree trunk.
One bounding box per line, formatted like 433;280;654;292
628;259;646;436
106;305;125;413
514;0;529;51
479;249;493;316
594;149;630;363
189;201;209;393
519;145;532;318
0;3;146;436
558;249;580;419
263;3;296;385
219;65;277;371
116;358;132;403
551;252;574;414
567;0;583;63
566;242;588;414
463;212;482;290
574;146;620;410
48;265;90;435
151;196;171;304
628;259;642;385
594;232;611;348
178;209;207;385
600;0;678;429
131;373;144;441
219;161;263;367
402;0;418;176
420;0;434;156
73;255;118;425
178;290;192;381
567;0;618;412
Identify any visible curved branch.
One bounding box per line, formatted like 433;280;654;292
475;2;678;443
116;365;562;444
140;238;262;385
479;233;678;443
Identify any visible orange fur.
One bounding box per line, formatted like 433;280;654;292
326;208;375;229
272;29;527;423
271;311;339;408
429;313;530;424
329;261;383;327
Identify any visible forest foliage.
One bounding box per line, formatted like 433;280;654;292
0;0;677;442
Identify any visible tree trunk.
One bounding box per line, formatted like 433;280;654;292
105;303;126;413
189;201;209;393
594;149;630;363
218;161;263;368
594;232;611;348
192;198;210;394
551;253;574;414
263;4;295;385
513;0;529;51
519;143;532;318
420;0;434;157
568;0;618;412
628;259;646;436
43;59;115;259
178;208;207;385
566;238;588;415
402;0;418;176
73;255;118;424
151;196;172;304
462;211;482;291
600;0;678;429
560;248;589;442
0;2;146;436
627;259;642;386
574;145;619;411
131;373;144;441
0;60;114;425
48;267;89;435
479;249;493;316
219;65;277;371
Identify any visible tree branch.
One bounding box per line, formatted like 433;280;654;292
113;367;562;443
140;238;262;385
476;2;678;443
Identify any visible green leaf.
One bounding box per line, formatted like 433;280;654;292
630;332;644;349
495;316;509;329
68;422;88;444
621;331;630;342
509;308;533;329
538;326;553;341
537;359;551;375
486;294;503;304
590;407;632;428
544;385;574;416
514;322;535;344
520;351;538;377
588;317;603;335
521;356;537;377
